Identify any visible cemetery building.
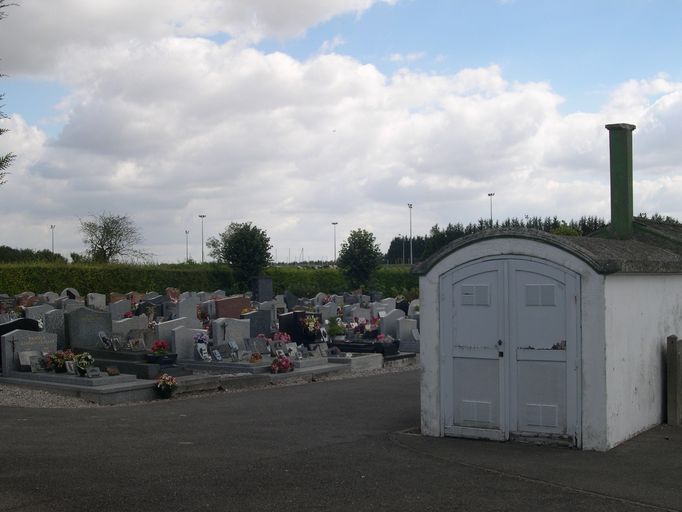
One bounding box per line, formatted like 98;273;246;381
414;124;682;450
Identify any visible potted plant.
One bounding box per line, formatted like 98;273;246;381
46;350;75;373
74;352;94;376
154;373;177;399
326;320;346;341
270;354;294;374
146;340;178;366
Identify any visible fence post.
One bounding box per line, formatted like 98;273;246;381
667;335;682;425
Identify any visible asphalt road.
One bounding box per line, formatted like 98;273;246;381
1;369;681;512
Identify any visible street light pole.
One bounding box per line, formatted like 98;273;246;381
49;225;55;253
331;222;338;264
407;203;413;265
185;230;189;262
488;192;495;227
198;214;206;263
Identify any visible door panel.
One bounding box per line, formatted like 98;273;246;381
442;260;506;439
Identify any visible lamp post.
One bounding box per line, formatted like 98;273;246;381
198;214;206;263
331;222;338;264
49;225;55;253
407;203;413;265
488;192;495;227
185;230;189;262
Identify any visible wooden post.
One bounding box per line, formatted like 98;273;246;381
667;335;682;425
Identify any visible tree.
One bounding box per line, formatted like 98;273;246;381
206;221;271;289
336;228;383;289
79;212;149;263
0;1;16;186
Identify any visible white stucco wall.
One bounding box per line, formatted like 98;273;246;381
603;274;682;448
419;238;608;450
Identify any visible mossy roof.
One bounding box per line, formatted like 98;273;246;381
412;219;682;276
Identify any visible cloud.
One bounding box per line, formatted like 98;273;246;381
319;35;346;54
389;52;426;63
2;3;682;263
0;0;396;76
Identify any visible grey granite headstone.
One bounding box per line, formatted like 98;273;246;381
111;315;148;338
397;317;418;342
109;299;132;320
211;318;227;343
258;300;278;327
352;307;372;321
225;318;250;347
25;304;54;324
314;292;327;306
43;309;66;349
65;307;112;349
172;326;207;360
283;291;299;310
381;309;405;337
318;303;337;323
407;299;420;318
331;294;344;307
200;300;216;320
251;277;273;302
178;297;201;328
240;309;272;338
86;293;107;311
212;290;226;298
143;292;160;300
42;291;60;303
2;330;57;374
342;305;354;322
154;317;188;349
343;293;359;305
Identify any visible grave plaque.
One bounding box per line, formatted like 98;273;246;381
215;296;251;319
251;277;274;302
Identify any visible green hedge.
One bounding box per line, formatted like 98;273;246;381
0;263;418;298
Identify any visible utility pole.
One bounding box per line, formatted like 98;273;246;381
408;203;413;265
488;192;495;227
49;225;55;253
332;222;338;264
198;214;206;263
185;230;189;262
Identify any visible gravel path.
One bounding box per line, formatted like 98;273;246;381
0;365;418;409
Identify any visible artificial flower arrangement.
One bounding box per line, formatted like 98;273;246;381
270;353;294;374
249;352;263;363
150;340;170;355
350;317;380;340
301;315;320;336
74;352;94;371
123;310;134;319
46;349;76;370
376;333;394;344
155;373;177;397
192;332;209;344
272;331;291;343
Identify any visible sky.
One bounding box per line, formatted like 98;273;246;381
1;0;682;263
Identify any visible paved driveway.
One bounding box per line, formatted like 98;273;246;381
1;369;681;511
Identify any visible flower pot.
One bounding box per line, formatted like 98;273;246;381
146;353;178;367
76;366;87;377
155;387;174;399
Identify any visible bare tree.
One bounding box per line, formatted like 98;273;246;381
79;212;150;263
0;1;17;186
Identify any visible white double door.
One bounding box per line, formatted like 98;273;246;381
440;257;580;444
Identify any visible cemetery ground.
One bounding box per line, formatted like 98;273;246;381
1;369;681;512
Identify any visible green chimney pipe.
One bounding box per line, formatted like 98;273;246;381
605;123;636;239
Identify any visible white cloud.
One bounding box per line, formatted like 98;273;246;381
319;35;346;54
2;3;682;264
389;52;426;63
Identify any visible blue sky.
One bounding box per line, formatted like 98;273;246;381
1;0;682;262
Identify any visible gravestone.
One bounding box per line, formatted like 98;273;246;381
408;299;420;318
352;307;372;321
398;317;418;342
380;309;405;337
1;330;57;374
86;293;107;311
211;318;227;343
109;299;132;320
60;288;80;300
314;292;327;306
172;326;207;360
200;299;216;320
166;297;201;327
396;298;409;315
318;303;337;323
212;290;226;298
136;301;164;321
251;277;274;302
111;315;148;338
65;307;112;349
240;309;272;338
0;317;41;338
143;292;160;300
343;293;359;305
42;291;60;303
379;298;396;312
283;291;299;310
370;291;384;302
258;300;278;327
126;291;144;306
251;337;270;355
215;296;251;319
109;292;127;303
225;318;250;347
25;304;54;324
331;295;344;307
155;318;188;350
43;309;66;349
